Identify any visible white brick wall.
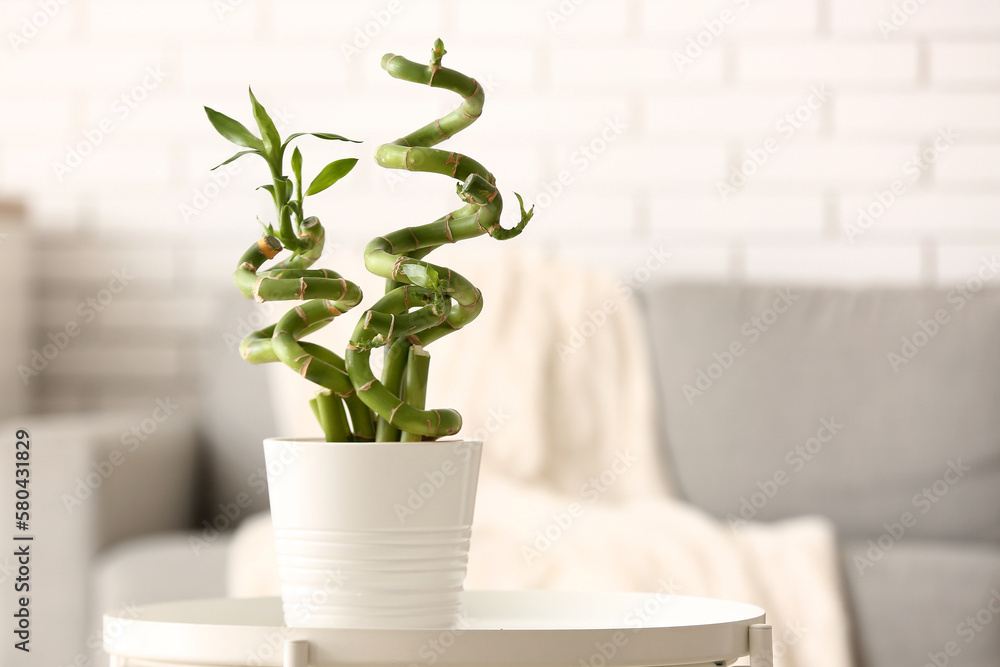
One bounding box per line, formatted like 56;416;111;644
930;42;1000;83
738;42;919;84
835;93;1000;135
85;0;258;38
936;146;1000;184
646;92;827;137
830;0;1000;35
650;196;826;237
643;0;818;35
550;46;725;85
0;0;997;411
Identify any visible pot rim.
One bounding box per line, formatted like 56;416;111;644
264;436;483;447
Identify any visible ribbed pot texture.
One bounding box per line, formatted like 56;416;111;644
263;438;483;629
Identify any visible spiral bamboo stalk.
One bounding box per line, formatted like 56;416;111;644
346;39;534;441
233;223;369;440
208;89;370;441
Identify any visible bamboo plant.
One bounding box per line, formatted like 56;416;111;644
205;39;533;443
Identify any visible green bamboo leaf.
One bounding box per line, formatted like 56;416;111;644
257;184;277;205
210;149;260;171
279;203;299;250
281;132;361;150
311;132;361;142
291;147;303;186
515;192;535;224
275;175;292;203
258;177;291;202
255;216;275;236
305;157;359;196
204;107;263;150
248;88;281;157
401;262;440;289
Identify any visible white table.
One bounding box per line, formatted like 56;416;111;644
104;591;772;667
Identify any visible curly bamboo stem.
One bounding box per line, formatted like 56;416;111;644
347;39;533;441
232;215;365;439
400;346;430;443
211;90;365;442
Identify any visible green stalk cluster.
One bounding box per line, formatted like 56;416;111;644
207;40;533;443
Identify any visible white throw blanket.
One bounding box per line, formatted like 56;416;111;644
244;246;853;667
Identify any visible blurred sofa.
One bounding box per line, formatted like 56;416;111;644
0;201;30;424
9;281;1000;667
640;284;1000;667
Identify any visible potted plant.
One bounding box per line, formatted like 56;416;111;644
204;39;533;629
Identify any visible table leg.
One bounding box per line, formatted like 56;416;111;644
748;624;773;667
285;639;309;667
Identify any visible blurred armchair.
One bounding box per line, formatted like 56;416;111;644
0;410;201;667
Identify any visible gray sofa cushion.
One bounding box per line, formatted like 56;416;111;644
841;540;1000;667
638;284;1000;545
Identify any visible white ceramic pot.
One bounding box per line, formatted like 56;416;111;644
263;437;483;629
